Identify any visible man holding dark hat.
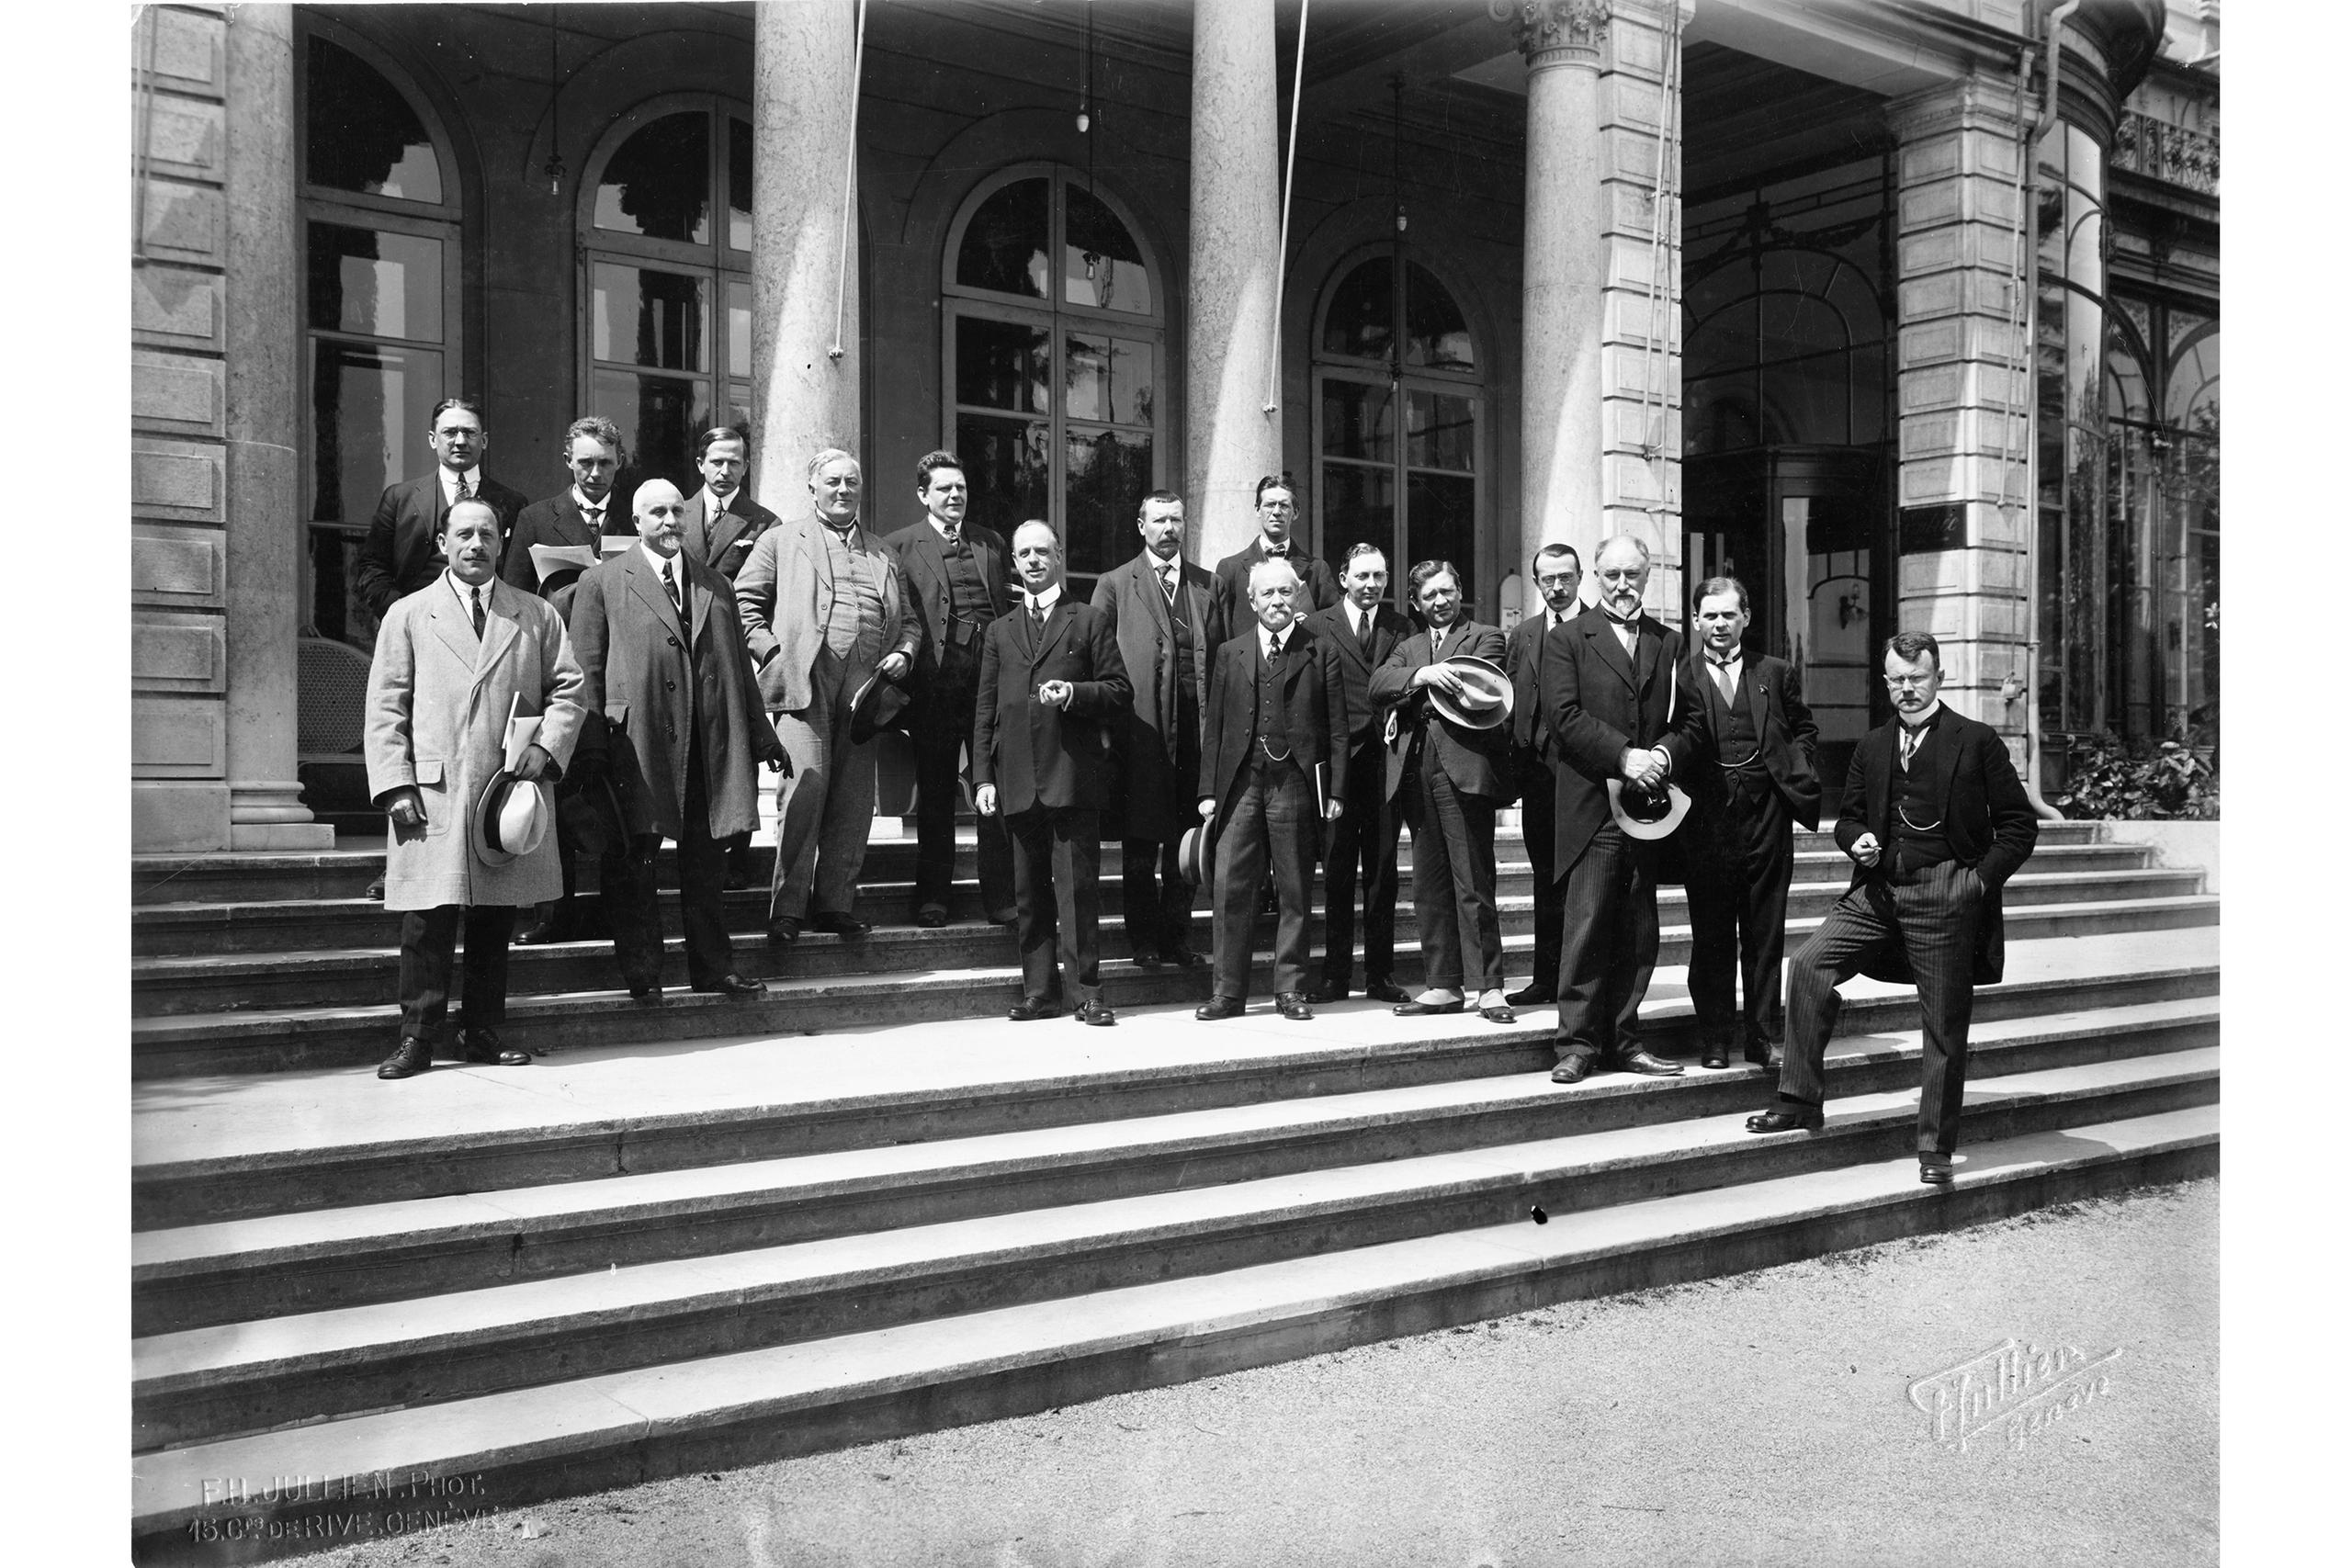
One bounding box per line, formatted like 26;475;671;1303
363;497;585;1079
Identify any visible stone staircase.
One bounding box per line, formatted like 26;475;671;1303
129;820;2218;1562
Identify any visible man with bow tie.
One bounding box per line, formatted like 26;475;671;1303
1301;543;1414;1004
1679;576;1820;1071
1209;474;1340;632
1195;558;1349;1022
884;450;1017;929
1091;491;1223;967
1540;535;1710;1084
1747;631;2038;1186
974;522;1133;1024
568;479;785;1002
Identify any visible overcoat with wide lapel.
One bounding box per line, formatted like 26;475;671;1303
570;546;781;841
1677;649;1823;830
1539;602;1708;872
1369;619;1513;804
733;515;922;715
1834;704;2039;986
1198;618;1351;824
355;468;528;615
364;576;585;910
972;597;1133;817
1091;551;1221;840
682;491;780;582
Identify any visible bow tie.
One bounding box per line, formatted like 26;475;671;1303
1262;543;1289;558
1707;654;1738;669
1605;612;1641;632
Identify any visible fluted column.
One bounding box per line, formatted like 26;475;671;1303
1504;0;1610;589
752;0;862;473
1185;0;1283;563
222;3;330;849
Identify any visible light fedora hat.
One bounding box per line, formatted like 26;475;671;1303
473;769;552;866
1606;776;1691;841
1427;654;1515;731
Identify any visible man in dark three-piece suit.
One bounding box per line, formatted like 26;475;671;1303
1747;631;2038;1185
1680;574;1821;1071
1092;491;1221;967
1301;544;1413;1005
885;450;1016;927
1502;543;1585;1008
1195;558;1349;1022
356;396;527;618
1370;559;1516;1022
1209;474;1340;632
569;479;784;1003
974;522;1134;1026
1541;536;1710;1085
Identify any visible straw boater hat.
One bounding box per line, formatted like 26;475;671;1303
1177;822;1214;889
1606;776;1691;840
1427;654;1514;731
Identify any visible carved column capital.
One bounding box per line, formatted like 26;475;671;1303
1489;0;1611;70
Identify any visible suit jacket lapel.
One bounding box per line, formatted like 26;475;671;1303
559;498;596;550
623;550;680;631
1634;618;1663;694
1588;617;1637;687
472;580;521;687
1931;706;1964;817
425;582;477;673
1032;601;1073;666
1138;559;1175;637
1746;660;1770;737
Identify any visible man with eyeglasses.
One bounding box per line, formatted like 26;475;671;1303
1502;542;1585;1008
354;396;528;901
1747;631;2038;1185
1210;474;1340;631
1540;535;1709;1085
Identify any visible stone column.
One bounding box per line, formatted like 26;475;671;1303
221;4;331;851
1887;76;2032;753
1506;0;1610;592
1185;0;1283;564
752;0;862;476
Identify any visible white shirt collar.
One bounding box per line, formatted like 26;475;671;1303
1258;535;1293;558
1901;699;1944;730
640;540;683;580
1261;624;1288;658
930;515;962;542
571;487;609;518
438;466;480;505
1352;604;1375;637
445;570;490;615
699;485;736;517
1705;646;1745;670
1025;583;1063;615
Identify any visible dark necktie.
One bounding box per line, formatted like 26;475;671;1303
1031;602;1047;635
1159;563;1178;603
1357;611;1374;655
662;558;685;619
582;504;603;536
469;585;485;638
458;474;474;502
943;525;965;557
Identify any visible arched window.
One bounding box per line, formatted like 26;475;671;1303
299;24;463;650
1312;253;1484;597
580;98;754;491
1681;246;1887;456
942;166;1163;584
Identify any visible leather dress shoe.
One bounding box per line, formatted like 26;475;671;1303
1129;947;1163;967
1919;1154;1955;1185
628;981;662;1003
1701;1041;1733;1071
694;974;766;998
1745;1105;1826;1134
365;876;387;902
1746;1043;1782;1070
915;905;949;929
1393;998;1464;1017
1196;995;1246;1021
377;1036;433;1079
1073;999;1117;1027
1305;982;1348;1004
1163;947;1204;970
1549;1055;1595;1085
1008;994;1062;1021
1504;984;1555;1008
985;908;1020;927
1275;991;1314;1021
808;910;870;938
454;1027;530;1066
513;918;576;947
1611;1048;1684;1077
1363;977;1412;1005
766;918;802;946
1480;1003;1517;1025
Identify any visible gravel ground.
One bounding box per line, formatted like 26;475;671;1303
297;1179;2218;1568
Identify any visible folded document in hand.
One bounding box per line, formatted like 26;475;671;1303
530;543;599;584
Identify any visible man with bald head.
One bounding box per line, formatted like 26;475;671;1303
569;479;785;1001
736;448;922;946
973;522;1133;1024
1540;535;1709;1083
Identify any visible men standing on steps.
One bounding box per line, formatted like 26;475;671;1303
1542;535;1709;1085
974;522;1133;1026
736;448;922;947
570;479;783;1002
1680;575;1820;1071
677;424;782;892
505;415;628;948
886;450;1017;929
1371;559;1518;1024
354;396;528;902
1503;543;1583;1008
1092;491;1220;968
1195;558;1349;1022
1210;474;1340;630
1302;544;1413;1004
364;497;583;1079
1747;631;2038;1186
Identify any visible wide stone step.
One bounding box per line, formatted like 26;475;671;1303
130;928;2218;1227
129;840;2158;956
130;820;2120;904
131;998;2219;1337
130;1044;2215;1451
130;1100;2216;1560
128;867;2209;1014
